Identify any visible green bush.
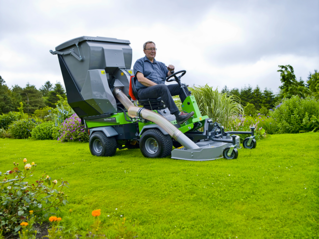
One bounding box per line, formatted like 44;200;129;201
58;114;88;142
33;106;53;121
270;96;319;133
8;119;39;139
228;115;267;141
0;112;21;130
0;159;68;236
31;122;57;140
244;103;257;116
0;128;11;138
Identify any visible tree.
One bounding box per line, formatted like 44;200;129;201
45;82;66;107
278;65;309;99
40;81;53;97
21;83;45;114
240;86;253;106
0;76;15;114
252;86;263;110
307;70;319;99
262;88;276;109
11;85;24;111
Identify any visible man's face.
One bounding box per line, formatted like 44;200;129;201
144;43;156;60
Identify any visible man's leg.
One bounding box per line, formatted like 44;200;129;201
167;84;191;103
137;85;179;114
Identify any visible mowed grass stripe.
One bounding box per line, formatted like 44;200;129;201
0;132;318;238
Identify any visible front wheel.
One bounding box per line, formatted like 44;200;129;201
140;129;172;158
243;138;257;149
89;132;117;156
223;147;238;159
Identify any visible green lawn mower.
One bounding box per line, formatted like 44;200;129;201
50;36;256;161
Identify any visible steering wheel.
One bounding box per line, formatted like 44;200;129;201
166;70;187;83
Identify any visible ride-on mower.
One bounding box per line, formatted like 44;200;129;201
50;36;256;161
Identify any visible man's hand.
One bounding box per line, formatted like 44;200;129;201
167;64;175;76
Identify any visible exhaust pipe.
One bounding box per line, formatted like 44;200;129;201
114;88;199;150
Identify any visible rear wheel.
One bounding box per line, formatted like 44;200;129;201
89;132;117;156
223;147;238;159
140;129;172;158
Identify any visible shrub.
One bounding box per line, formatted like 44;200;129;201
31;122;57;140
259;106;269;116
244;103;257;116
0;128;12;138
49;96;74;126
190;85;244;128
58;114;88;142
270;96;319;133
0;112;21;130
0;159;68;236
8;119;39;139
33;106;53;121
228;115;267;141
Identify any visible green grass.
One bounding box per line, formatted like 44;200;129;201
0;133;318;238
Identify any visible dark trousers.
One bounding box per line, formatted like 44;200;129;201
137;84;185;114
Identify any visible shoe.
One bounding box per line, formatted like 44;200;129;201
175;111;194;124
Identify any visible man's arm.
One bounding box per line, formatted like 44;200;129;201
136;72;157;87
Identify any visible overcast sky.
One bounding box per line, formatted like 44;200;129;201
0;0;318;94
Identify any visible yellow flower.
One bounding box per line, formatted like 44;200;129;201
46;175;50;179
92;209;101;217
29;210;33;215
25;164;32;170
69;209;72;213
31;162;35;165
52;180;57;184
23;158;27;163
20;222;28;227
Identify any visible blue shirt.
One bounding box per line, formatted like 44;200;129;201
133;56;168;90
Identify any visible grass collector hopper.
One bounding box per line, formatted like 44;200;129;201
50;36;257;161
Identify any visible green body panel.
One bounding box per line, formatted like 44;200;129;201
86;112;132;128
182;95;202;119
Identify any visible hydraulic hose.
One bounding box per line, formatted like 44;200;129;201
114;88;199;150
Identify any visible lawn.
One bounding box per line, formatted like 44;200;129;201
0;132;318;238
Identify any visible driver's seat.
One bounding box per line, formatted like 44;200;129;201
129;76;167;110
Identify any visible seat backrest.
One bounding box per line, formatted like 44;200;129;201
129;76;138;100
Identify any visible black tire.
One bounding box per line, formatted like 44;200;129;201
243;138;257;149
223;147;238;159
89;132;117;156
140;129;172;158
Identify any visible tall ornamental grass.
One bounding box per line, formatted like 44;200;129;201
189;85;244;128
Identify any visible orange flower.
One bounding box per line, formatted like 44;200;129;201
57;217;62;222
23;158;27;163
49;216;58;222
20;222;28;227
92;209;101;217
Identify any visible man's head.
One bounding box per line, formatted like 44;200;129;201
143;41;156;61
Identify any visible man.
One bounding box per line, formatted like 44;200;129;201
133;41;194;124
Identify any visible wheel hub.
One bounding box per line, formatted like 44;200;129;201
145;138;159;154
93;139;103;153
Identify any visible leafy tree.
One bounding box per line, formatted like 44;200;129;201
45;82;66;108
307;70;319;99
262;88;276;109
229;88;240;99
252;86;263;110
21;83;45;114
240;86;253;106
40;81;53;97
221;86;229;95
278;65;309;99
0;76;15;114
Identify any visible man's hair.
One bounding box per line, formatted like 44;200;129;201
143;41;156;50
